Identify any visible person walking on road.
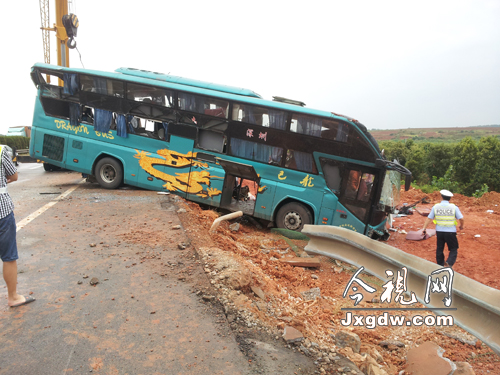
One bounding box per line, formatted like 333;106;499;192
422;189;464;268
0;145;35;307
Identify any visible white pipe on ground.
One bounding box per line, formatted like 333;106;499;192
209;211;243;232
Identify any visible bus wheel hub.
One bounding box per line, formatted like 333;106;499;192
102;166;116;181
284;212;302;230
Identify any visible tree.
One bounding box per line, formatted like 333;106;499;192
405;145;427;182
473;136;500;192
453;137;478;195
379;140;409;166
426;144;454;180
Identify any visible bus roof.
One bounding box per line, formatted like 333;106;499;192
115;68;263;99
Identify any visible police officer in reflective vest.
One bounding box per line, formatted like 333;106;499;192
422;189;464;268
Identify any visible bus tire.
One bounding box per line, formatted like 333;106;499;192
43;163;61;172
95;157;123;189
276;202;312;232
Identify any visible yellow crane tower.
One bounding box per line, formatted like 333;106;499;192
39;0;79;83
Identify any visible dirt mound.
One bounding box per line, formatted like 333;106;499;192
478;191;500;207
400;188;478;208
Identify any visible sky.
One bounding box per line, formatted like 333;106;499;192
1;0;499;135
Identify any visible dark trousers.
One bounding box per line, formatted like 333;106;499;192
436;231;459;266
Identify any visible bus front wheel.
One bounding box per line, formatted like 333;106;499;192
276;202;312;232
95;157;123;189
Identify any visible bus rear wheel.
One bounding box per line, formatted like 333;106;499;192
276;202;312;232
95;157;123;189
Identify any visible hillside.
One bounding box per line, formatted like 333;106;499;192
370;125;500;143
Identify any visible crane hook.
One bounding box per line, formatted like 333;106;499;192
67;37;77;49
62;14;79;49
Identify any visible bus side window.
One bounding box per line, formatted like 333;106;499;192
198;130;225;153
285;150;317;173
127;83;173;107
230;138;283;165
80;75;124;97
321;161;342;194
290;114;322;137
179;92;229;119
232;104;286;130
81;107;94;125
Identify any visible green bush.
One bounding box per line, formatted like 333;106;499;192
411;182;438;194
431;165;460;193
473;184;489;198
0;136;30;150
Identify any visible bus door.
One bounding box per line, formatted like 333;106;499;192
217;159;261;216
320;158;377;234
318;158;341;226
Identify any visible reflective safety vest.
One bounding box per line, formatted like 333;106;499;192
433;203;457;227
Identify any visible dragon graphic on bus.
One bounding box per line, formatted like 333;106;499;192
134;148;222;198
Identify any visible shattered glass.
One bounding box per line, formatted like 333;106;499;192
379;170;402;209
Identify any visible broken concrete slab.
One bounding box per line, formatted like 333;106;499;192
283;325;304;344
405;341;455;375
279;257;321;268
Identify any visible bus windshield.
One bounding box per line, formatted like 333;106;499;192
380;170;402;210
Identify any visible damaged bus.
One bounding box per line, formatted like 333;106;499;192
29;63;411;239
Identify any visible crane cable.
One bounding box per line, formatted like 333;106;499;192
75;45;84;69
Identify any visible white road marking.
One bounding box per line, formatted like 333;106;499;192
16;179;86;232
62;341;78;375
29;164;43;170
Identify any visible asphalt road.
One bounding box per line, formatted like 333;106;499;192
0;164;316;375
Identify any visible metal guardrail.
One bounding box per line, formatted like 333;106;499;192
302;225;500;356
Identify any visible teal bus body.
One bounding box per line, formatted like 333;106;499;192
29;63;410;238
